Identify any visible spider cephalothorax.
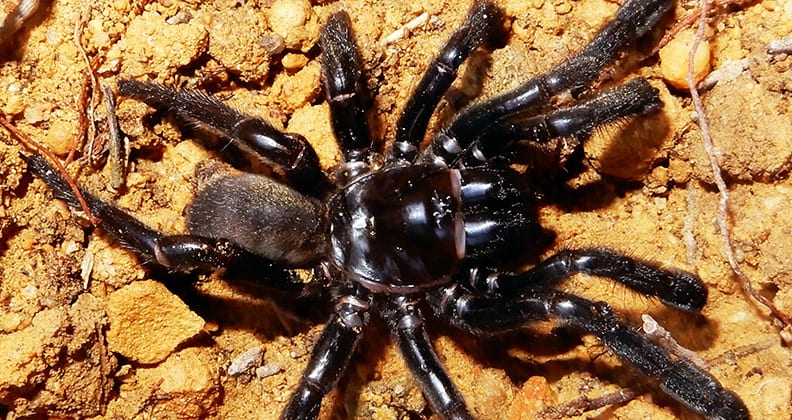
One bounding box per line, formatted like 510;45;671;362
27;0;749;418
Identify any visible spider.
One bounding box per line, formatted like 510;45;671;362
25;0;749;418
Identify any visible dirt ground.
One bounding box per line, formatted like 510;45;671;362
1;0;791;419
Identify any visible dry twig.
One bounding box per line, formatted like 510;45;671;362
686;0;791;330
100;83;127;190
0;0;40;46
0;115;98;224
653;0;745;55
537;334;774;419
69;2;97;166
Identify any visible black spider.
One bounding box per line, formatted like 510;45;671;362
25;0;749;418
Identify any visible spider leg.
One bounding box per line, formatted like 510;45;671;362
320;12;372;163
430;287;749;420
419;0;674;165
462;77;663;166
472;247;707;312
116;80;328;194
281;298;368;420
389;1;504;163
459;167;543;261
384;297;473;420
23;153;299;289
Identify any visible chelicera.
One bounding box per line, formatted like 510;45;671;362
26;0;748;418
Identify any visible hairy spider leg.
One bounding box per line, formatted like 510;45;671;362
389;0;504;163
461;77;663;166
23;153;302;291
116;80;328;195
320;12;372;163
474;247;708;312
430;286;750;420
419;0;675;166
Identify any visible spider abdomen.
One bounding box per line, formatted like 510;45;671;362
328;164;465;292
186;172;328;266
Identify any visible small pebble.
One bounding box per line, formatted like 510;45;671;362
659;29;711;90
699;58;749;90
282;53;308;71
268;0;313;50
553;1;572;15
2;92;23;115
228;347;263;376
22;100;51;124
767;34;792;55
166;10;192;25
43;118;76;156
260;33;285;55
20;285;37;299
115;364;132;377
780;326;792;346
80;250;94;289
255;363;283;379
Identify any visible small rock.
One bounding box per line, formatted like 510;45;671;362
659;29;711;90
112;11;208;81
106;280;204;364
275;63;321;111
43;118;76;157
767;34;792;55
202;6;273;83
282;53;309;72
691;75;792;182
228;347;263;376
699;58;749;90
119;347;220;419
268;0;319;52
0;309;65;392
287;104;340;170
506;376;554;420
255;363;283;379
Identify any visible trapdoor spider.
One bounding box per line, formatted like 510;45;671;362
26;0;749;418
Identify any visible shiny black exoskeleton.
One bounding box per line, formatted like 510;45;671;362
328;163;537;293
26;0;749;419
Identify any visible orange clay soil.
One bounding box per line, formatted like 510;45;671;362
0;0;791;419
